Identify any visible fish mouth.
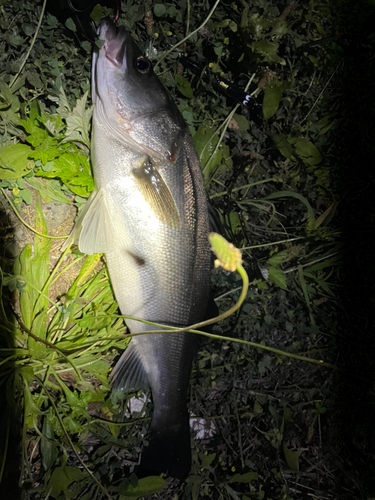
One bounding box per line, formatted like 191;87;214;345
97;18;129;67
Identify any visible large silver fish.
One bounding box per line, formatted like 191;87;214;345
74;19;212;479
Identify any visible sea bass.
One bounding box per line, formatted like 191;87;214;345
76;18;212;478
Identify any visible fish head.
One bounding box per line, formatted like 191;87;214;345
92;18;183;160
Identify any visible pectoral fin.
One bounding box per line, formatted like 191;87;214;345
61;188;98;252
132;158;181;228
61;188;116;254
78;188;116;254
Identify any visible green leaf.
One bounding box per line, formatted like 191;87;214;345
268;267;287;290
2;274;26;292
26;71;44;89
29;145;61;165
213;19;230;29
263;81;283;119
293;138;322;165
268;250;288;266
119;479;131;495
95;38;105;50
210;62;221;73
185;474;204;484
48;465;84;497
264;190;315;219
27;177;70;204
257;280;268;290
14;198;51;357
90;3;103;22
64;91;93;148
41;415;58;471
154;4;166;17
214;44;223;56
174;74;193;99
285;321;294;333
254;400;263;414
0;144;31;179
81;40;91;52
63;415;83;433
65;18;77;32
17;178;26;189
0;81;14;109
229;212;241;233
63;386;91;410
250;41;285;65
23;24;35;36
233;113;249;131
229;20;237;32
21;188;33;204
228;472;258;483
36;151;93;197
264;315;273;325
122;476;166;498
256;426;282;449
274;134;293;159
283;442;302;471
201;453;216;468
14;244;33;328
20;365;34;383
46;13;58;26
23;383;42;429
53;87;72;119
29;202;51;355
194;125;231;182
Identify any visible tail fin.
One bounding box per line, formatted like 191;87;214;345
136;411;191;481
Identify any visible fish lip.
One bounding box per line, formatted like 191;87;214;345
97;17;117;41
97;18;129;67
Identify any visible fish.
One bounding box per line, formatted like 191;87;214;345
72;18;213;479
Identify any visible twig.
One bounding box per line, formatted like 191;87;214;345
15;312;63;352
235;404;245;469
241;236;304;251
185;0;191;37
10;0;47;88
298;59;343;127
284;251;341;274
14;311;83;377
154;0;221;71
209;177;279;199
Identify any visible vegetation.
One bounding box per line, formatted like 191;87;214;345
0;0;373;498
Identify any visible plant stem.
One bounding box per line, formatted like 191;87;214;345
154;0;221;71
10;0;47;88
1;189;68;240
35;376;114;500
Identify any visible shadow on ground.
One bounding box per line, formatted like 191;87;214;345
331;1;375;497
0;205;22;498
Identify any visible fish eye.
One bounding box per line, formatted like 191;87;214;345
136;56;152;74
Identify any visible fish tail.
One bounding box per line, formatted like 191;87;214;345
136;410;191;481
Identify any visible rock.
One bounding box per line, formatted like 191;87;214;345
42;201;72;230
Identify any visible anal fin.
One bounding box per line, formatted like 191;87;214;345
110;343;149;392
